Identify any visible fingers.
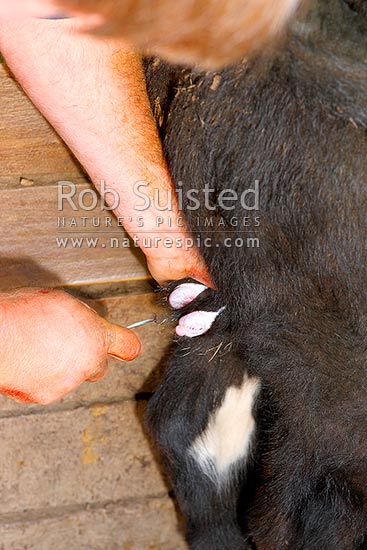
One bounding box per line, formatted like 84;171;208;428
106;323;141;361
0;386;34;403
146;248;215;289
78;300;141;362
187;258;215;289
87;360;108;382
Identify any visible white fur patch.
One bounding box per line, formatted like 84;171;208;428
189;375;260;483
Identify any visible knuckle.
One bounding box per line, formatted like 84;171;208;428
34;392;57;405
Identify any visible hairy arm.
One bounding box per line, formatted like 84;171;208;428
0;17;212;285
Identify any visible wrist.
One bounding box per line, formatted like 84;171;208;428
101;163;187;241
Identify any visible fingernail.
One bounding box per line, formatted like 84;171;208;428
38;13;72;19
108;353;125;363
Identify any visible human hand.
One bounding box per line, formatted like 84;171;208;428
0;288;140;404
146;242;213;288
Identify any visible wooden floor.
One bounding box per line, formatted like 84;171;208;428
0;62;185;549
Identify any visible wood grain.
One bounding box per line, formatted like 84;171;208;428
0;185;149;289
0;65;83;188
0;64;150;288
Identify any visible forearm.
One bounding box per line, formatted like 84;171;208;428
0;18;181;253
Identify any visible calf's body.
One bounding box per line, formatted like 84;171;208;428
145;0;367;547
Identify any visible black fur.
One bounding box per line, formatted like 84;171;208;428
145;0;367;548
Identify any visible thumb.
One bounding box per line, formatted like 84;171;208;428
105;322;141;361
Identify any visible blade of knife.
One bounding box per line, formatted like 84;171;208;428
127;317;157;329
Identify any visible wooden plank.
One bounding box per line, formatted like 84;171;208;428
0;499;186;550
0;65;150;286
0;65;84;187
0;401;167;515
0;184;149;288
